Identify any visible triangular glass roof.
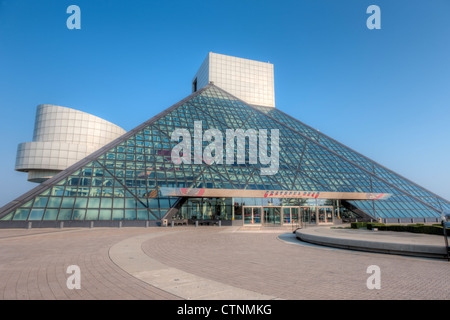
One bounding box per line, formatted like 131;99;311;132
0;84;448;222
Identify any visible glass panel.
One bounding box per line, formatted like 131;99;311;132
72;209;86;221
274;207;281;224
113;198;124;208
74;198;88;208
88;198;100;208
291;207;299;223
21;200;34;208
316;207;334;223
13;209;30;221
112;209;124;220
0;212;13;221
43;209;58;220
149;209;159;220
189;201;200;220
101;198;113;208
86;209;99;220
264;207;281;225
310;207;317;224
47;197;62;208
263;207;269;224
148;198;159;208
58;209;73;220
33;197;48;208
125;199;137;209
283;207;291;224
137;209;148;220
253;207;261;224
124;209;136;220
159;198;170;208
28;209;44;221
99;209;112;220
244;207;253;224
318;207;326;223
326;207;333;223
202;200;212;219
61;197;75;208
301;207;316;225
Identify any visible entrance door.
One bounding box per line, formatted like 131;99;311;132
300;206;316;225
244;207;253;224
318;206;334;224
189;200;201;219
282;207;299;225
283;207;291;224
291;207;299;225
263;207;281;225
253;207;261;224
243;206;262;224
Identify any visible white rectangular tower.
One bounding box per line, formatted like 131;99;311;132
192;52;275;108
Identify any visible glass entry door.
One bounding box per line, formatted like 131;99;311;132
283;207;299;225
243;206;261;224
300;206;316;225
291;207;299;225
318;206;334;224
189;200;201;219
301;206;334;225
263;207;281;225
283;207;291;224
243;206;332;226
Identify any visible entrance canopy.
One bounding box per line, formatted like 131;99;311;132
160;187;391;201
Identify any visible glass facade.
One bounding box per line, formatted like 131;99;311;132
233;197;346;225
175;198;233;221
0;84;448;223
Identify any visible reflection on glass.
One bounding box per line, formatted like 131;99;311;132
291;207;299;223
283;207;291;224
301;207;316;225
253;207;261;223
264;207;281;225
244;207;252;224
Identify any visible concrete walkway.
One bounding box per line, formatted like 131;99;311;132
1;226;449;300
109;230;278;300
296;226;449;259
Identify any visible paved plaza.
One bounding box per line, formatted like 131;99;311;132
0;225;449;300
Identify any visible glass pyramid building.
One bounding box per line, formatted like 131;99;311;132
1;69;449;227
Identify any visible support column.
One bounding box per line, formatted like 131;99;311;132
336;200;341;219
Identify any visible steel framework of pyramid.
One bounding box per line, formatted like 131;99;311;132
1;81;449;227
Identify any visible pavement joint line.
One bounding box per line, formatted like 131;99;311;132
0;228;87;241
108;229;279;300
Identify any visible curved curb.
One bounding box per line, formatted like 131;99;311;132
109;230;279;300
295;229;448;259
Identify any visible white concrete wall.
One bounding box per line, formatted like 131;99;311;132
16;104;126;182
192;53;210;92
193;52;275;108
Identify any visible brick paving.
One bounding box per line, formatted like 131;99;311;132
0;226;449;300
142;227;450;300
0;228;181;300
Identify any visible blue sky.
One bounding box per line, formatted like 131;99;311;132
0;0;449;206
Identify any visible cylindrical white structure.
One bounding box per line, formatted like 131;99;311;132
15;104;126;183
